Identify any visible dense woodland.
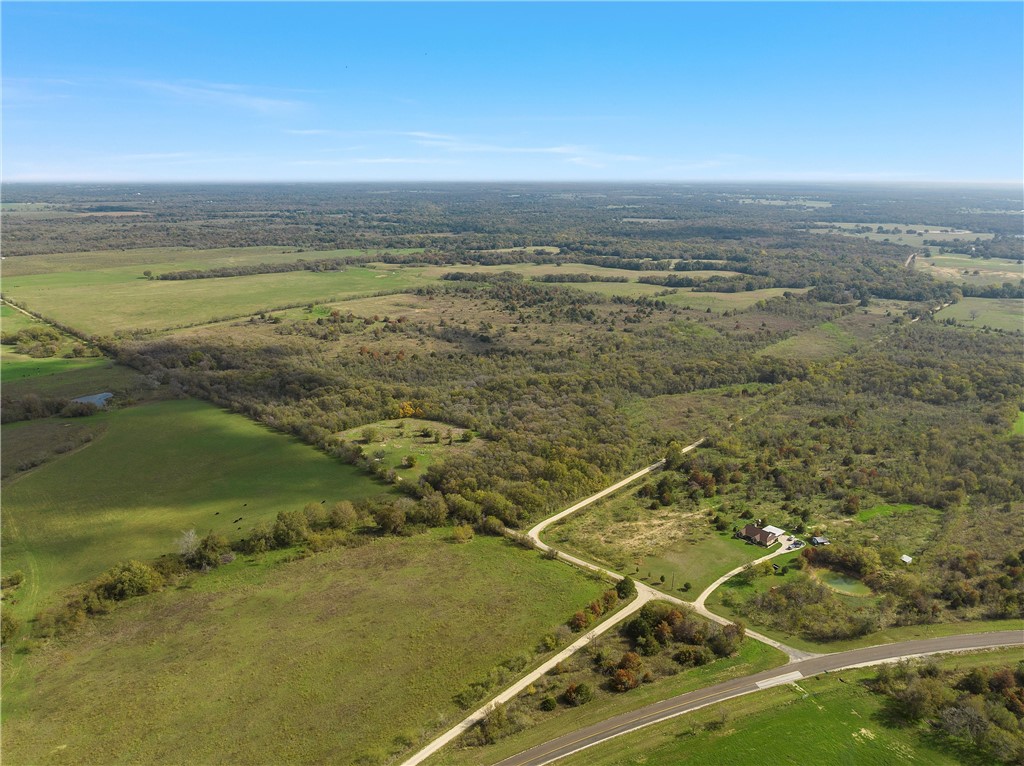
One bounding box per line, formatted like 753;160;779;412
3;183;1023;639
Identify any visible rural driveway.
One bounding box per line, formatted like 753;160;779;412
494;630;1024;766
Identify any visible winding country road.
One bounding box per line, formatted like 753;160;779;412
494;630;1024;766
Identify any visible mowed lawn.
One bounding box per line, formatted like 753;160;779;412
557;649;1024;766
2;531;608;766
1;399;392;619
2;266;431;336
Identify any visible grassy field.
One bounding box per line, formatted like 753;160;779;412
1;349;144;400
2;265;432;336
1;399;393;620
660;287;811;312
1;530;609;766
1;302;46;334
921;253;1022;286
856;502;916;523
558;647;1023;766
935;297;1022;332
434;638;788;766
1;418;110;480
1;246;421;277
543;493;766;599
337;418;478;481
756;319;858;360
825;222;994;249
1014;411;1024;435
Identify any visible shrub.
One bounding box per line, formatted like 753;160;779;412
568;610;591;632
539;696;557;711
610;668;639;692
618;651;644;671
452;524;475;543
616;576;637;599
478;516;506;536
673;644;714;667
97;560;164;601
563;682;593;706
1;571;25;590
1;610;20;645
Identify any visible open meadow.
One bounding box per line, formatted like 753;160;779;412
935;297;1022;332
1;399;393;621
922;253;1023;286
1;263;432;336
1;530;609;766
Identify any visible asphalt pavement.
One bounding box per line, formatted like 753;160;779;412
494;630;1024;766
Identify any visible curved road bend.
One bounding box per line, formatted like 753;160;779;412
496;630;1024;766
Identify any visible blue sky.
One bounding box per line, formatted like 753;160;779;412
3;2;1022;182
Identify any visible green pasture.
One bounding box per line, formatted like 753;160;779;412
661;287;811;312
1014;411;1024;435
1;346;107;385
2;265;430;336
921;253;1022;286
2;530;608;766
0;350;141;400
337;418;478;481
756;320;857;361
935;297;1022;332
1;418;109;480
560;648;1024;766
435;638;787;766
1;302;45;334
1;399;393;620
1;246;420;277
826;222;994;248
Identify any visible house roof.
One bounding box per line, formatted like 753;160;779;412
762;525;785;537
900;554;913;563
811;536;830;544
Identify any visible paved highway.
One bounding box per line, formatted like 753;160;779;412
494;630;1024;766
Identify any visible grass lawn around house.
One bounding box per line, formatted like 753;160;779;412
558;648;1024;766
1;398;394;622
1;530;610;766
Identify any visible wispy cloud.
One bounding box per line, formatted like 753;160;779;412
289;157;456;166
135;80;305;115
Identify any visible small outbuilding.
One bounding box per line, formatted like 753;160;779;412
900;554;913;564
811;536;830;546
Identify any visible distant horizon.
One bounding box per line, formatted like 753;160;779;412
3;179;1022;189
4;2;1021;185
